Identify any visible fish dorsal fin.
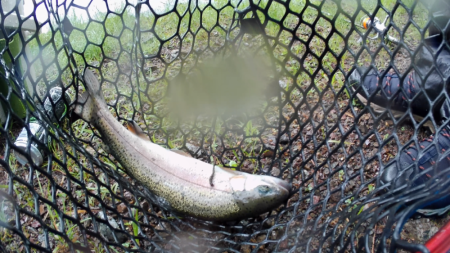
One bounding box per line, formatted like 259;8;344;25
126;120;192;157
126;120;150;140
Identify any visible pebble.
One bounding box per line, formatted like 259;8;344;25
98;211;128;243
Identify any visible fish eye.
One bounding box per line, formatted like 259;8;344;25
258;185;271;193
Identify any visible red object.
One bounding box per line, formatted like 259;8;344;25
424;219;450;253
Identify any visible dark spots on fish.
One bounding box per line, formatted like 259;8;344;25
92;107;287;220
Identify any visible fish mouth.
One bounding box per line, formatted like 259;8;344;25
264;177;291;195
278;179;292;194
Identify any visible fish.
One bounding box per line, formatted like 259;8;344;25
73;69;291;221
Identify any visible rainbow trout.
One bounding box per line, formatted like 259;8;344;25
74;69;291;221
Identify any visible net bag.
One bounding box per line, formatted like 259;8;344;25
0;0;449;252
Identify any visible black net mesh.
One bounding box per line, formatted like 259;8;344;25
1;0;450;252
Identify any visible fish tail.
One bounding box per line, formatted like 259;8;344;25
83;69;103;99
73;69;105;122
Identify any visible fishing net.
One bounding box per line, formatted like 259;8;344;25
1;0;449;252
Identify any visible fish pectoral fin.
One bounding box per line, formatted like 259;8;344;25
126;120;150;140
229;175;246;192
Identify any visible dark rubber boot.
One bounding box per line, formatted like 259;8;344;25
380;125;450;212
